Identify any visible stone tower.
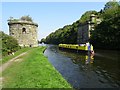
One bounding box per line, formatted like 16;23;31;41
8;16;38;47
77;14;101;44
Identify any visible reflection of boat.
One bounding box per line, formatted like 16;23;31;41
59;44;94;54
85;54;94;64
72;55;94;65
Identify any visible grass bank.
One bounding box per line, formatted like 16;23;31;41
2;46;72;88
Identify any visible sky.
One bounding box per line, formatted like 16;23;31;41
2;2;107;40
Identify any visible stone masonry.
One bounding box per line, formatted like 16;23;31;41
77;14;101;44
8;17;38;47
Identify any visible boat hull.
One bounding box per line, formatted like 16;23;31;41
58;44;94;54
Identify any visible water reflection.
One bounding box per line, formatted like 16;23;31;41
59;49;94;65
44;45;120;88
71;52;94;65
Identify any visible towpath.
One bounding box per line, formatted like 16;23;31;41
0;52;27;73
0;51;29;88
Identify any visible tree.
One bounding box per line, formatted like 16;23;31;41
1;31;20;56
79;10;98;23
90;1;120;49
104;1;119;11
40;38;46;43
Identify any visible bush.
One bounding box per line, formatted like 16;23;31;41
1;31;20;56
20;15;33;22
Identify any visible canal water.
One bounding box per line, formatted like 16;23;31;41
44;44;120;88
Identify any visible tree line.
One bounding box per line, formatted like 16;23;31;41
41;1;120;50
90;1;120;49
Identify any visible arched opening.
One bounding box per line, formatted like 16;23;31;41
11;32;14;35
29;44;32;47
22;28;26;34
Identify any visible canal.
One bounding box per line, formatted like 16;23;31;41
44;44;120;88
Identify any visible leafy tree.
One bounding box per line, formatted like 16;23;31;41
104;1;119;10
79;10;98;23
1;31;20;56
40;38;46;43
90;1;120;49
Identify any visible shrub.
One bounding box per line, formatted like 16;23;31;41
1;31;20;56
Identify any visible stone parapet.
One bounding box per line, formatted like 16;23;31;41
8;20;38;27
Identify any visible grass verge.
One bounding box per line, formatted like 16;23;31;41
2;46;72;88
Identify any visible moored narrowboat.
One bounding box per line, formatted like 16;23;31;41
58;43;94;54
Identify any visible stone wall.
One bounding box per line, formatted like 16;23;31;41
8;20;38;47
77;22;89;44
